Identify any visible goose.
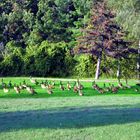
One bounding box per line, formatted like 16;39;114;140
1;79;6;89
134;88;139;92
41;82;46;89
22;80;27;88
92;81;99;90
103;83;111;92
14;84;20;93
47;89;53;94
27;86;37;95
126;84;131;89
3;86;9;93
8;81;12;88
78;89;84;96
60;81;65;90
118;82;124;89
73;83;78;93
67;81;71;90
76;79;84;90
30;76;38;85
19;83;24;90
49;82;55;89
111;84;119;93
52;81;55;86
97;88;104;94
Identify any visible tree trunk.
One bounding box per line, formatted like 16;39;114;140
125;76;128;85
95;55;102;80
117;59;121;83
137;40;140;81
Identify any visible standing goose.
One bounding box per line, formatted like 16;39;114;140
1;78;6;89
8;81;12;88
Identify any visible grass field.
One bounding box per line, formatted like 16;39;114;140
0;77;140;140
0;77;139;98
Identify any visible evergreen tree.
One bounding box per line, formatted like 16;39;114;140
74;0;137;79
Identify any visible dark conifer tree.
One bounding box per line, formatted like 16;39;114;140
74;0;137;79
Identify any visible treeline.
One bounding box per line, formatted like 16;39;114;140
0;0;139;78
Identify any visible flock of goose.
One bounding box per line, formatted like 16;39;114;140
1;77;140;96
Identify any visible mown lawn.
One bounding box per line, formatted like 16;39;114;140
0;96;140;140
0;78;140;140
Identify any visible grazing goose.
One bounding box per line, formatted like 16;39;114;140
118;82;124;89
46;82;54;89
102;83;110;92
77;79;84;90
49;82;55;89
52;81;55;86
3;86;9;93
134;88;139;92
41;82;46;89
60;81;65;90
22;80;27;88
47;89;53;94
97;88;104;94
30;76;39;85
19;83;24;90
92;81;96;86
73;82;78;93
67;81;71;90
111;84;119;93
126;84;131;89
78;89;84;96
92;81;100;90
26;86;37;95
14;84;20;93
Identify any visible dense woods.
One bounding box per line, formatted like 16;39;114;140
0;0;139;78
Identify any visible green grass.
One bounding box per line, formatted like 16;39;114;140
0;96;140;140
0;77;140;140
0;77;139;98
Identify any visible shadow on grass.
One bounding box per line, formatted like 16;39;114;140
0;105;140;132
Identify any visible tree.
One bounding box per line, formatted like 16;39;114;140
74;0;137;79
107;0;140;81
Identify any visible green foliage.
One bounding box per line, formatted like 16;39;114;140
22;41;76;77
73;55;96;77
107;0;140;41
0;41;24;76
0;0;139;78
